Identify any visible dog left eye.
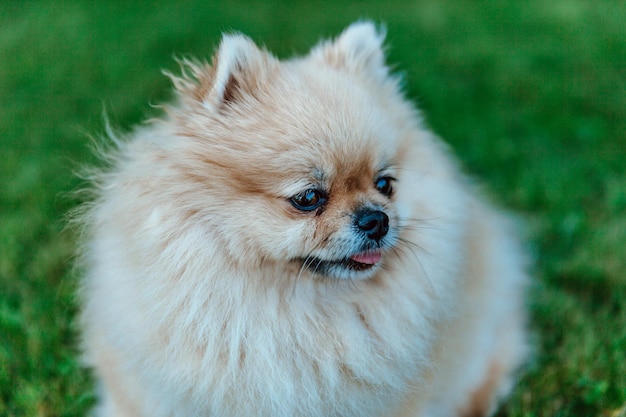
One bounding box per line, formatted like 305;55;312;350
375;177;394;197
290;188;328;212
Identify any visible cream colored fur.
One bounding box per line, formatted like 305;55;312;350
78;22;528;417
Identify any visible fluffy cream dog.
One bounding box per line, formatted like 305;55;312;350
78;22;528;417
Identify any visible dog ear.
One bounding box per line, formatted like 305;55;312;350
310;21;389;81
208;34;269;107
171;34;273;109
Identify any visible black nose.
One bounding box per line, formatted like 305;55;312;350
354;210;389;241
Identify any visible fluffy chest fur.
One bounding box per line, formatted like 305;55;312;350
84;192;462;416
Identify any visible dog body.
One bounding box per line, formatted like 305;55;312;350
79;22;528;417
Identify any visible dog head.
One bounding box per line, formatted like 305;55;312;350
164;22;425;281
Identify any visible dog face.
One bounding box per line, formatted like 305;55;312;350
273;116;402;281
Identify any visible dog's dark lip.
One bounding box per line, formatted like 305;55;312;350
298;250;383;275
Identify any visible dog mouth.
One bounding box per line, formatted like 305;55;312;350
299;250;384;277
348;250;382;267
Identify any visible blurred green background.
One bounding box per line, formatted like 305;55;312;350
1;1;625;416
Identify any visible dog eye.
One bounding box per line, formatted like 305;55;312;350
290;189;327;211
375;177;395;197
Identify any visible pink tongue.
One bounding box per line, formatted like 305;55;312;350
350;251;382;265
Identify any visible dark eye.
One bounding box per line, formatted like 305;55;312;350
290;189;327;211
375;176;394;197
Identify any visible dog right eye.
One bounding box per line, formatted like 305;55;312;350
290;189;327;212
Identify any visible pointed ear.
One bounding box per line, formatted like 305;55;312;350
310;21;388;81
209;34;268;106
172;34;273;109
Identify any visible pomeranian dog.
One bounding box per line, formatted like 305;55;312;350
78;22;528;417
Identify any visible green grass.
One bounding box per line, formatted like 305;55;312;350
1;1;624;415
